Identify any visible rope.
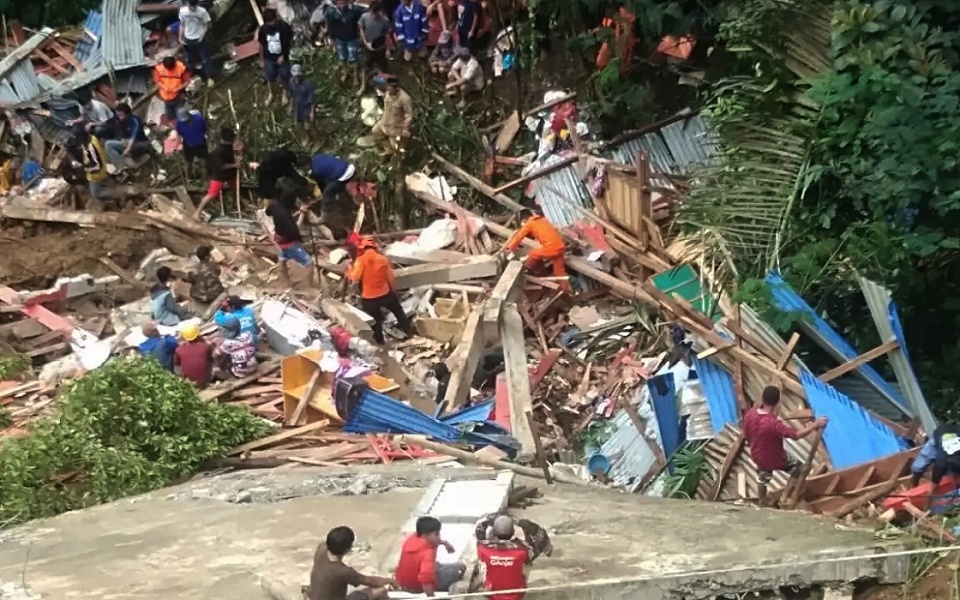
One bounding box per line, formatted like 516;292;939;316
433;543;960;598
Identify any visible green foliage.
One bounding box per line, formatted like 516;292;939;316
662;443;711;499
0;356;270;525
733;277;808;333
577;419;614;451
0;353;30;381
0;407;11;430
0;0;99;28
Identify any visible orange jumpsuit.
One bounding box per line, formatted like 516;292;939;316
346;240;412;344
505;215;570;291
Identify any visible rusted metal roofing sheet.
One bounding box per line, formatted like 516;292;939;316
101;0;146;68
599;387;661;492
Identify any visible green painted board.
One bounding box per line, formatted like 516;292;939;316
650;264;720;322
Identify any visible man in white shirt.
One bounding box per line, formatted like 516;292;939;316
179;0;215;87
67;94;117;139
445;47;484;108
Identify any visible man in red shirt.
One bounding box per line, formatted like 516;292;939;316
173;323;213;388
394;517;464;596
476;516;531;600
743;386;826;503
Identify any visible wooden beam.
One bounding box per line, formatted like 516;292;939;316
384;246;472;266
287;369;323;426
501;304;535;454
480;93;578;134
819;339;899;383
617;391;668;467
709;432;745;501
320;297;374;340
525;411;553;484
776;332;801;371
482;260;526;342
432;153;527;212
781;430;822;509
228;420;330;456
393;257;499;290
1;205;148;230
442;307;486;408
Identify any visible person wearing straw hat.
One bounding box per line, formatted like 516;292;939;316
173;323;213;387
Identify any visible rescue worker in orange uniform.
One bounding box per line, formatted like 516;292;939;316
153;56;191;125
502;208;571;292
346;237;414;345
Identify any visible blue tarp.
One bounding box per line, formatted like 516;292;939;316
648;374;681;460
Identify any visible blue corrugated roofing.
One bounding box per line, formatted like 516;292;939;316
75;11;104;65
799;369;908;469
691;356;738;434
888;302;913;365
344;389;463;440
648;374;681;460
764;271;909;411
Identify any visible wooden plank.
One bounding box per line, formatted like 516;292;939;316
482;260;526;342
525;411;553;484
0;205;148;231
501;304;535;454
287;369;322;426
99;257;145;287
493;111;521;154
384;246;472;266
393;258;499;290
819;339;899;383
47;39;84;71
432;153;527;212
491;155;580;195
229;420;330;456
201;361;282;401
442;307;486;408
709;432;745;501
853;465;877;492
781;430;822;509
776;332;801;371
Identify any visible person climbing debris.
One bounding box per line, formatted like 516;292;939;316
428;30;458;73
213;316;258;378
153;55;191;124
359;75;413;151
325;0;365;75
67;126;110;201
173;323;213;387
394;0;429;61
309;153;358;215
67;92;116;139
150;266;192;326
304;526;398;600
345;237;413;345
502;208;571;292
445;46;484;108
742;386;827;504
184;245;225;304
214;295;260;347
138;321;179;372
911;425;960;487
255;149;311;202
289;64;316;126
359;1;392;81
266;191;316;286
105;103;151;172
475;515;533;600
394;517;465;596
179;0;215;87
258;7;294;103
175;106;208;176
194;126;241;219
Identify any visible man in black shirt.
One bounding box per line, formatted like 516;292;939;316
257;8;294;103
266;191;316;286
194;127;241;219
255;149;311;202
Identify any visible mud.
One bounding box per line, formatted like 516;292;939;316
0;223;162;289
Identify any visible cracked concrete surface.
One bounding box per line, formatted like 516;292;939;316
0;466;908;600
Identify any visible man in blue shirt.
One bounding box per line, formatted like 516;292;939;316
394;0;428;61
105;103;151;171
310;153;357;211
911;425;960;486
138;321;179;372
175;106;208;176
214;295;260;347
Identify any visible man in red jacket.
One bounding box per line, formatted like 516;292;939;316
394;517;464;596
476;515;532;600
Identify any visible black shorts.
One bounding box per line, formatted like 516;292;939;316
184;143;208;163
757;457;802;484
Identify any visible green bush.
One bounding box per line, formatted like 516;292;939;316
0;355;271;525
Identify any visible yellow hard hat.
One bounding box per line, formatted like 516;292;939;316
181;324;200;341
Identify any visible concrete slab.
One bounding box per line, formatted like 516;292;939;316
0;467;908;600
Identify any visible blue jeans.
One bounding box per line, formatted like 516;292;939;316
335;39;360;63
163;95;185;120
184;39;213;79
264;57;291;82
278;243;313;266
104;139;151;168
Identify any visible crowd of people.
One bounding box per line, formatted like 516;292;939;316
304;512;551;600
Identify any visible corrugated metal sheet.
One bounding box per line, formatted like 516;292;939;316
6;62;41;102
598;387;661;491
799;368;908;470
830;376;905;423
532;153;592;229
765;271;911;416
696;424;811;501
24;64;113;106
75;11;105;65
691;356;738;433
611;113;718;174
101;0;146;68
859;276;937;435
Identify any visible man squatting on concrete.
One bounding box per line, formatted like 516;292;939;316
305;526;397;600
742;385;827;503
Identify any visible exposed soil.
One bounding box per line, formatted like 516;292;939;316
856;552;960;600
0;223;162;289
